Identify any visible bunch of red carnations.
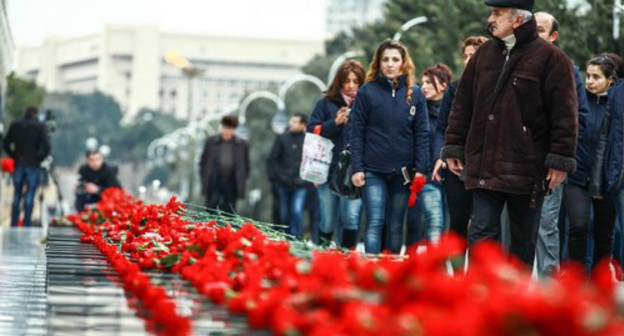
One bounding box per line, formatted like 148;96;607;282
69;188;624;336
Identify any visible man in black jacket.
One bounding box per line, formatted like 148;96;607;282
199;116;250;213
75;150;121;211
3;106;51;227
267;114;309;238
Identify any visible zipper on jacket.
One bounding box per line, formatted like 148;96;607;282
392;89;396;98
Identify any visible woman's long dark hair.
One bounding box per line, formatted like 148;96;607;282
326;60;366;103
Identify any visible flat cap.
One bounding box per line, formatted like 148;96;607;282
484;0;534;11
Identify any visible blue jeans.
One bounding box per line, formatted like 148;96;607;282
277;187;308;238
406;182;444;245
362;172;410;254
317;183;363;243
11;165;42;227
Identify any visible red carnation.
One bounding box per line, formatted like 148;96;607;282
1;158;14;173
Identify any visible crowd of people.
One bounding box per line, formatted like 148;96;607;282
7;0;624;282
5;0;623;278
197;0;624;277
3;105;121;226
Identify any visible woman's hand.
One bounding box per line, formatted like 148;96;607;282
352;172;366;187
432;159;447;182
335;107;349;125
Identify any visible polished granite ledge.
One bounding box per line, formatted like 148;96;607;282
0;227;48;336
0;226;270;335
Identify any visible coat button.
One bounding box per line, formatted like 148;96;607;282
488;114;495;121
479;180;486;186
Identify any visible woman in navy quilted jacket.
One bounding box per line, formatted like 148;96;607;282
307;60;366;249
350;39;430;254
564;55;618;271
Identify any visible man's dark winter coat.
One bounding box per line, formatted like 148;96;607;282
442;17;578;194
199;135;250;198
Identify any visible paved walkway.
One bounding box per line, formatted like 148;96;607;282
0;228;47;335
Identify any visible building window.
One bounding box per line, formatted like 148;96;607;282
170;89;177;98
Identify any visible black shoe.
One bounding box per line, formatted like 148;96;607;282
319;231;333;246
342;229;358;249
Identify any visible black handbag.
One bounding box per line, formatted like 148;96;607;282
329;145;361;199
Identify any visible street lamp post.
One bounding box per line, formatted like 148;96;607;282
327;50;365;84
164;51;206;123
196;104;239;138
274;74;327;135
163;51;207;202
236;74;328;139
392;16;428;41
615;0;624;40
236;91;283;140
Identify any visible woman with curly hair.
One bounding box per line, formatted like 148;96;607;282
350;39;430;254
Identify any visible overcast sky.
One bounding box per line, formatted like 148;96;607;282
7;0;327;47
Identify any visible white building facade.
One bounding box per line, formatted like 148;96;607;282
325;0;387;38
16;26;324;121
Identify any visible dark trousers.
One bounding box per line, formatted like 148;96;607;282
470;189;544;266
206;176;238;214
563;184;616;269
75;193;100;212
443;172;472;238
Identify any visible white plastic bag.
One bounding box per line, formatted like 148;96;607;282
300;132;334;184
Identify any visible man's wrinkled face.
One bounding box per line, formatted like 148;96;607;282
487;7;520;38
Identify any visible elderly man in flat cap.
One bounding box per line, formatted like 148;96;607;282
441;0;578;267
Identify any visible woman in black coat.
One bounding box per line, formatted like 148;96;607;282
308;60;366;248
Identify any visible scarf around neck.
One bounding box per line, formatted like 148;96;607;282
341;90;356;107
